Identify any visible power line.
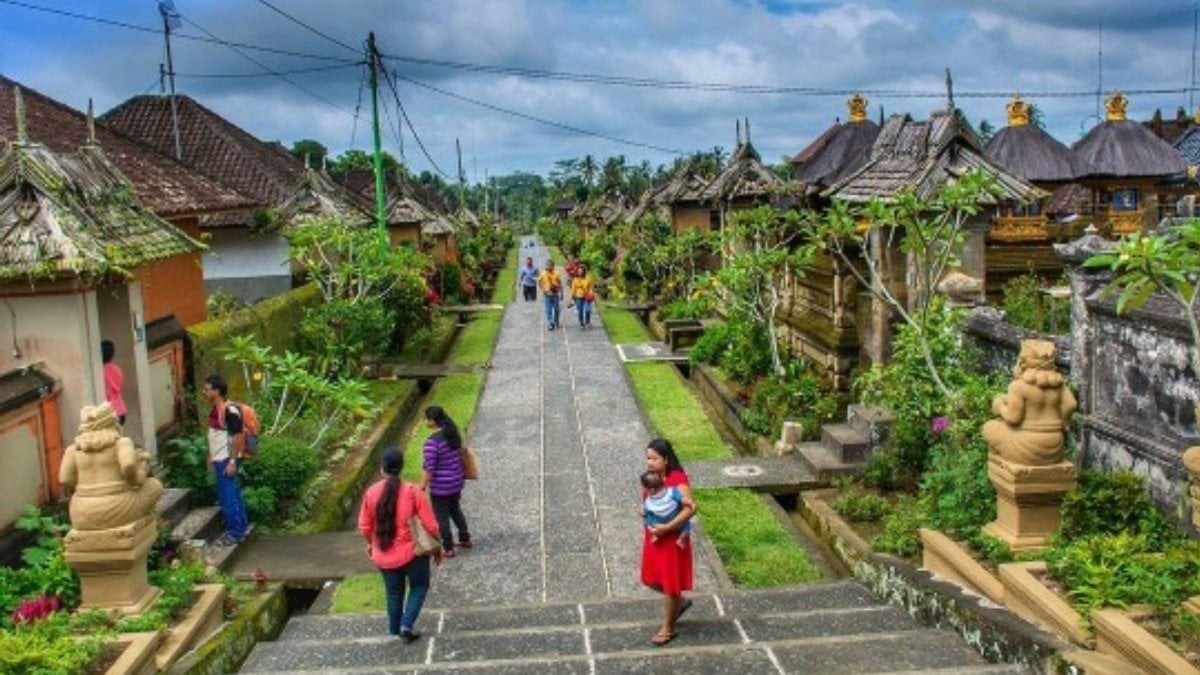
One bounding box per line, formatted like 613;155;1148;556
380;64;451;178
0;0;355;63
252;0;360;55
350;63;367;148
176;63;362;79
393;73;687;156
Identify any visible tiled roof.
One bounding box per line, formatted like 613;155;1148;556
0;138;202;281
826;108;1046;204
0;77;253;217
1175;126;1200;166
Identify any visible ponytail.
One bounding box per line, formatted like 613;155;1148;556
425;405;462;450
374;447;403;551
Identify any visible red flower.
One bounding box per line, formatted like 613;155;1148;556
11;595;61;624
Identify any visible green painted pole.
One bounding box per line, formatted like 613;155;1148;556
367;32;387;235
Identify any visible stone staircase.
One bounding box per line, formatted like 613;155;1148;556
792;405;893;481
237;581;1026;674
156;487;250;569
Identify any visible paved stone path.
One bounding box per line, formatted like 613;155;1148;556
426;236;717;607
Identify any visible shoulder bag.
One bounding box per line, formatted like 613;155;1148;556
461;446;480;480
406;486;442;557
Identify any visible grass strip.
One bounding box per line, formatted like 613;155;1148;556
600;308;651;345
450;311;502;366
329;574;383;614
400;372;485;482
625;362;730;461
694;488;822;586
547;246;565;264
490;247;518;304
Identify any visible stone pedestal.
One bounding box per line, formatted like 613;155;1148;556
983;457;1077;552
63;515;160;615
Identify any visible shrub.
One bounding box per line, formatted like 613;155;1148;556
160;434;213;494
0;508;79;628
661;297;712;320
832;490;890;522
0;615;105;675
242;486;279;523
1001;273;1070;333
242;435;319;505
1059;470;1176;549
741;364;838;440
687;318;771;384
298;298;395;374
1046;534;1200;618
872;495;928;558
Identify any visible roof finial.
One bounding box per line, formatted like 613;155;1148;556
86;98;97;145
745;117;751;144
322;154;328;172
945;67;955;110
304;152;311;170
13;86;26;144
1006;95;1030;127
736;118;742;145
847;93;868;124
1105;90;1128;122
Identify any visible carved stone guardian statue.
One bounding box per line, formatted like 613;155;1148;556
59;403;163;613
982;340;1078;552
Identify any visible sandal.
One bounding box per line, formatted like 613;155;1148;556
650;631;677;646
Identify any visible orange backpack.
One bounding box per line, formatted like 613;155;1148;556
225;402;261;458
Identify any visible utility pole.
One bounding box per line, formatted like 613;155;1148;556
456;137;466;214
159;1;183;160
367;32;387;234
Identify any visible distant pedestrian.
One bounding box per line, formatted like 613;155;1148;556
202;374;250;546
519;256;538;302
358;447;441;642
569;263;595;329
640;438;696;646
419;406;472;558
538;259;564;331
101;340;127;426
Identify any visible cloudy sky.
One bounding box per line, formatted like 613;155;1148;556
1;0;1197;180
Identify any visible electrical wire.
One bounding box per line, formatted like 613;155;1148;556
350;63;367;148
393;73;687;156
252;0;360;55
175;62;362;79
380;64;451;177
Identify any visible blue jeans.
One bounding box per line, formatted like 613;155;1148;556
543;295;560;328
213;459;249;540
381;556;431;635
574;298;593;326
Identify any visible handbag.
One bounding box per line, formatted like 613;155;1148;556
406;486;442;557
583;292;596;303
461;446;480;480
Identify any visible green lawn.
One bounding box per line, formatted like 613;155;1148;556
625;362;730;461
600;308;651;345
695;488;823;586
450;311;502;365
547;246;565;264
329;574;383;614
490;247;518;304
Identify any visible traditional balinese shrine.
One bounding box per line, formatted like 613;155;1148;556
1072;92;1188;236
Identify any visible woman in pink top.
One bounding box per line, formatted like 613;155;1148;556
101;340;127;425
358;447;441;641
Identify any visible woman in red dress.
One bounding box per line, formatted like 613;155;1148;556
640;438;697;645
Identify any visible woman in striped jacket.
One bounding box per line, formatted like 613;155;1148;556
418;406;472;558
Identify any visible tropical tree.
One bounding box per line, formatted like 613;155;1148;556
290;139;328;167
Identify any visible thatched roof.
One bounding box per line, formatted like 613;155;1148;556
1044;182;1091;217
825;108;1046;204
700;141;785;202
985;124;1081;183
0;139;202;281
792;118;880;190
1074;94;1188;179
658;167;711;205
276;168;371;227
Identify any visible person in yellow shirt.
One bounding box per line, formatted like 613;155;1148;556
537;259;564;331
569;263;595;329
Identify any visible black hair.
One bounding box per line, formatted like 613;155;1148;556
424;405;462;450
101;340;115;364
647;438;683;473
374;447;403;551
640;470;664;490
205;373;228;398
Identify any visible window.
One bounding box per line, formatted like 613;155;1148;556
709;209;722;231
1110;189;1139;212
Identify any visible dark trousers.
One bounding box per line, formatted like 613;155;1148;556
522;285;537;301
380;556;431;635
431;493;470;551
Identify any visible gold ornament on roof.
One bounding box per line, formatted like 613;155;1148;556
1006;96;1030;127
847;93;868;124
1105;91;1128;122
1194;107;1200;125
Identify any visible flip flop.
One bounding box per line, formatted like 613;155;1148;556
650;631;677;646
674;599;694;622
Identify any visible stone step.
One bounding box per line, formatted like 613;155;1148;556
156;487;192;531
169;505;222;545
795;442;865;481
206;524;255;571
820;423;870;464
240;628;1013;674
846;404;894;442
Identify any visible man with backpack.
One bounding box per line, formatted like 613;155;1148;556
203;373;250;546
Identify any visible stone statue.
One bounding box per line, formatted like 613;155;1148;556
1183;445;1200;529
983;340;1077;466
59;403;162;613
59;403;162;530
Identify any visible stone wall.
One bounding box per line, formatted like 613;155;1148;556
1056;233;1200;522
963;307;1071;377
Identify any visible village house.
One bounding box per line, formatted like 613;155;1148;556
660;166;718;235
792;94;881;195
699;131;788;230
343;168;461;262
0;88;204;533
101;95;369;303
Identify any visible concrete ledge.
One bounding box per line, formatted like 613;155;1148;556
798;492;1068;673
104;631;163;675
920;529;1004;604
997;561;1091;648
165;583;288;675
156;583;227;671
1094;607;1200;675
1060;649;1146;675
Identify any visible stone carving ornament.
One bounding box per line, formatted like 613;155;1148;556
983;340;1077;466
